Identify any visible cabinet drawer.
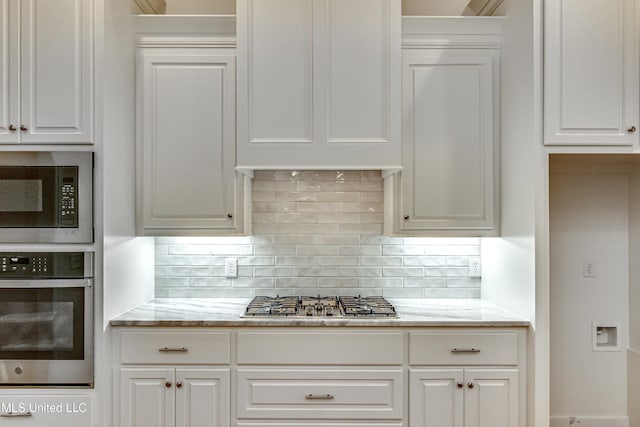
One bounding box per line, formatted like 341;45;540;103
0;396;90;427
237;331;403;365
119;330;230;364
237;369;403;420
409;331;519;365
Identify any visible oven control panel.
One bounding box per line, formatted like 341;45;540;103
0;252;88;278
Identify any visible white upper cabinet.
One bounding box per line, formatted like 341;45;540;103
0;0;93;144
137;46;244;235
391;18;501;236
236;0;401;169
544;0;639;147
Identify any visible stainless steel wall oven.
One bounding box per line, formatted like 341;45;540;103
0;151;93;243
0;252;93;386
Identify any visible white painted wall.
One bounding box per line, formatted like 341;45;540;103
549;160;629;420
481;0;536;321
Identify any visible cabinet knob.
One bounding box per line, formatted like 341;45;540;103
467;382;474;389
404;215;410;220
227;213;233;218
629;126;637;133
176;382;183;388
165;381;172;388
456;382;464;389
8;124;16;132
19;125;27;132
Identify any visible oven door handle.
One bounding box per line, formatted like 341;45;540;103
0;278;93;288
1;412;33;418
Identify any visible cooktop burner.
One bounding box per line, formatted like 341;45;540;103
242;295;398;318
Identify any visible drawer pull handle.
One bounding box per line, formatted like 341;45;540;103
158;347;188;353
451;348;481;353
305;393;334;400
1;412;33;418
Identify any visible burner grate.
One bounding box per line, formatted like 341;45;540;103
242;295;398;318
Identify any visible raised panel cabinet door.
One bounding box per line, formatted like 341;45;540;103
409;369;464;427
319;0;401;150
237;0;314;145
0;0;19;143
544;0;638;146
463;369;519;427
237;0;401;168
119;368;175;427
137;49;238;234
175;369;230;427
400;49;499;235
20;0;93;143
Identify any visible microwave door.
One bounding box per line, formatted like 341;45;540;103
0;166;58;227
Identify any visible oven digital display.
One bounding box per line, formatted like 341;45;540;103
9;257;29;265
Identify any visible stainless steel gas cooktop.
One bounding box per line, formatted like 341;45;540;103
242;295;398;318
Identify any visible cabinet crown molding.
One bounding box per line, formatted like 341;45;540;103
402;17;504;48
134;15;236;48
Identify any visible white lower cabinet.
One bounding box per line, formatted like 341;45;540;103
114;329;231;427
410;368;519;427
408;330;525;427
235;329;404;426
114;327;525;427
119;368;230;427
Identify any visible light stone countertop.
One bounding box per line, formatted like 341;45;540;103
109;298;529;327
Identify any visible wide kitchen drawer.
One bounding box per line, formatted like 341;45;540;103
409;331;520;365
119;330;231;364
237;368;403;420
237;331;403;365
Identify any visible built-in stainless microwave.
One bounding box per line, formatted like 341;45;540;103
0;152;93;243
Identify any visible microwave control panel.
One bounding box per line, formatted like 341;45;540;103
0;252;86;278
59;167;78;227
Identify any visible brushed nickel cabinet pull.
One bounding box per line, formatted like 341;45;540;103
1;412;33;418
451;348;481;353
305;393;334;400
158;347;188;353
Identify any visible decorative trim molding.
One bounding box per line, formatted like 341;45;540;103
134;15;236;47
402;16;504;49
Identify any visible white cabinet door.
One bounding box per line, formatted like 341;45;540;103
464;369;519;427
137;48;242;235
120;368;175;427
0;0;92;144
544;0;638;146
410;369;464;427
175;369;230;427
398;49;499;235
19;0;93;143
0;0;19;143
236;0;401;168
410;369;519;427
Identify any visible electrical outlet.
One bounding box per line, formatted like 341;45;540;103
469;258;482;278
224;258;238;278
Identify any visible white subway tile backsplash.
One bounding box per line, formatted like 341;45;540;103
154;170;483;298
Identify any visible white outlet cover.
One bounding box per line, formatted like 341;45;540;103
469;258;481;277
224;258;238;278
